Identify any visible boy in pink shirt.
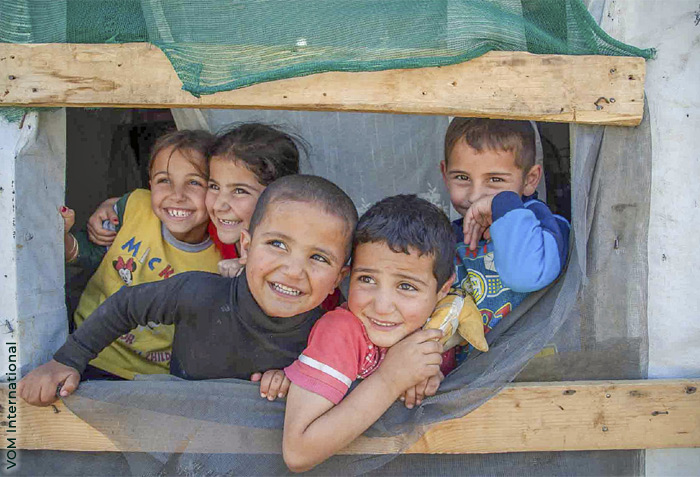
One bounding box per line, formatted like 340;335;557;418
283;195;454;472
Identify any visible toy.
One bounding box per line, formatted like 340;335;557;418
424;285;488;352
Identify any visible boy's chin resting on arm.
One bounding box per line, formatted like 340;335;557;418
18;360;81;407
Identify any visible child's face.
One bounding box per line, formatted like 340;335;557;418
206;156;265;245
441;139;540;217
348;242;450;348
240;200;350;318
149;146;209;243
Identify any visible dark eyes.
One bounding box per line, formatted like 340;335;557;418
358;275;375;284
398;283;418;292
454;174;469;181
233;187;250;195
208;183;219;191
311;254;330;264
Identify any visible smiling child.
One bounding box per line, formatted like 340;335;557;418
205;123;302;266
282;195;453;472
62;130;220;380
19;175;357;406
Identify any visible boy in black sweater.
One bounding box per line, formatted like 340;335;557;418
19;175;358;405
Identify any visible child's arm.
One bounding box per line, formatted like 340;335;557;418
464;192;570;292
283;328;443;473
19;273;199;406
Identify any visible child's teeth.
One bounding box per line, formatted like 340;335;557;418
273;283;301;296
168;209;191;218
219;218;240;225
371;318;397;327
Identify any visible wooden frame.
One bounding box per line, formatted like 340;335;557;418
6;380;699;454
1;42;670;458
0;43;645;126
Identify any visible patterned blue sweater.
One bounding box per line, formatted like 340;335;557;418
453;191;570;363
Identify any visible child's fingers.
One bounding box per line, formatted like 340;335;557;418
38;380;59;406
403;386;417;409
414;381;426;406
259;371;274;398
87;223;117;246
423;372;444;398
469;223;483;251
218;259;243;278
417;338;444;356
277;376;291;398
416;343;444;370
267;371;286;401
59;206;76;232
250;372;263;382
409;328;444;344
60;371;80;397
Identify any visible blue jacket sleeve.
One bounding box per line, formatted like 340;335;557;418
489;191;570;292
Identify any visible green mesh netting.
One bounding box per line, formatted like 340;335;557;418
1;0;654;101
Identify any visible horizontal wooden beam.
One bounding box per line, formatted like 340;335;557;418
0;43;645;125
3;379;697;454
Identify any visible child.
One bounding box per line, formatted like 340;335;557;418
205;123;302;275
282;195;453;472
440;118;570;366
18;175;358;406
64;130;221;380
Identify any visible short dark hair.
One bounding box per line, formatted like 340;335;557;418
148;129;214;178
353;195;455;289
210;123;306;186
444;118;536;171
249;175;358;261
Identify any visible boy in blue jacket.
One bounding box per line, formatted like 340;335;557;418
440;118;570;366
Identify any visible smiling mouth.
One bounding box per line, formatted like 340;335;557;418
217;218;241;227
367;317;401;329
269;281;303;297
166;208;193;218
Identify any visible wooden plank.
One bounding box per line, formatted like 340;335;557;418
0;43;645;126
3;380;697;454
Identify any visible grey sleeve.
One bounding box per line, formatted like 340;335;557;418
53;273;197;373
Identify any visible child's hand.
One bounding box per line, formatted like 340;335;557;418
60;206;78;262
463;195;494;250
87;197;120;246
18;360;80;407
218;258;244;278
399;370;444;409
375;329;443;397
59;206;75;233
251;369;291;401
